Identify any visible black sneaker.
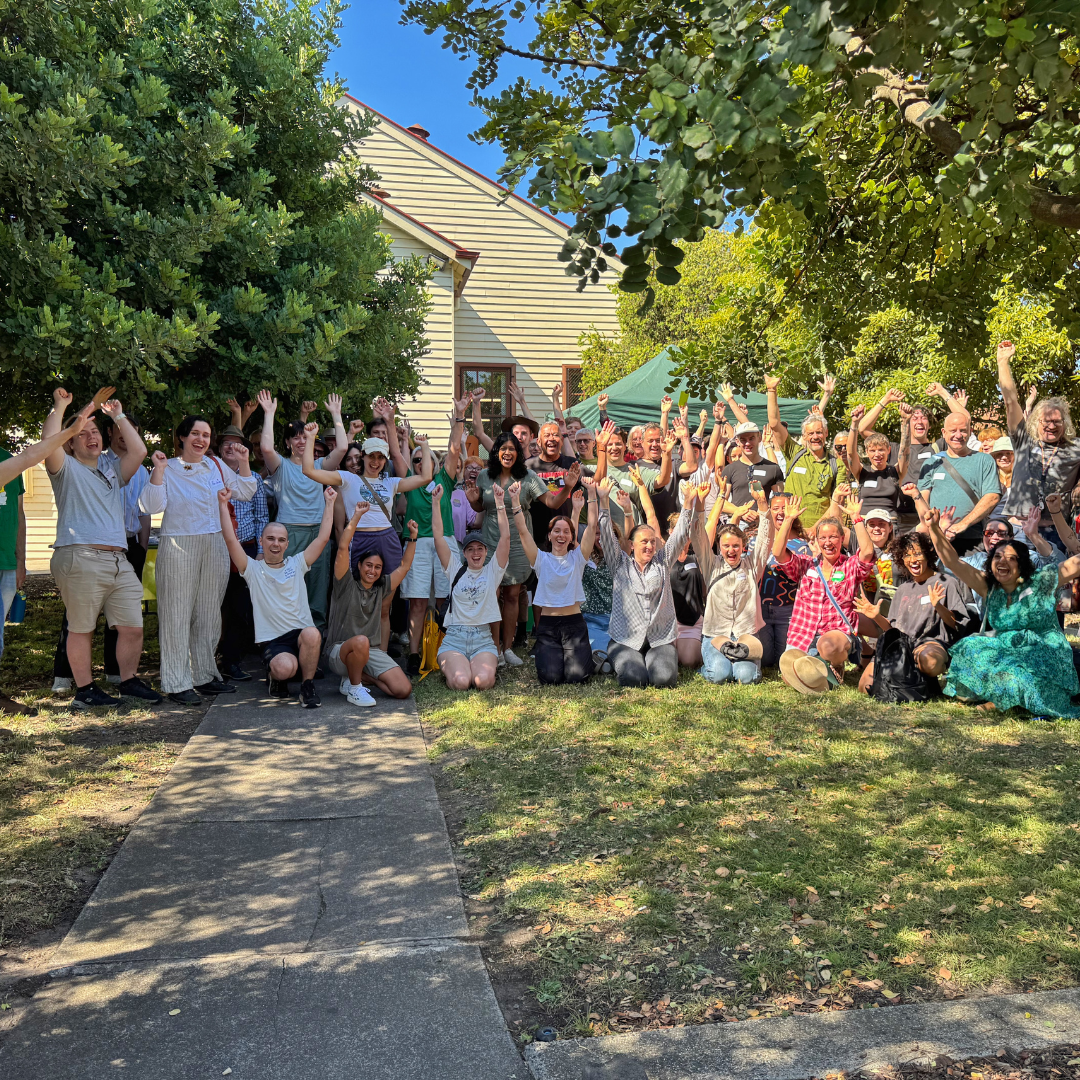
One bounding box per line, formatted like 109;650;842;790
268;678;290;699
513;623;528;649
119;677;164;704
220;662;252;682
72;684;121;710
299;680;321;709
406;652;421;677
168;689;202;706
195;679;237;695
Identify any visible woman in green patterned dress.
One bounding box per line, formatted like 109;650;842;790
922;508;1080;717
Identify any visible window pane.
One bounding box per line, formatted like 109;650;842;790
460;367;510;431
564;366;583;408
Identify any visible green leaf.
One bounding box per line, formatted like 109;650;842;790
984;17;1007;37
611;125;636;157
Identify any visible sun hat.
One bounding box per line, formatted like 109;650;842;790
501;415;540;437
218;424;251;450
864;508;894;524
991;436;1014;454
734;421;760;436
779;650;832;695
462;531;489;550
362;437;390;457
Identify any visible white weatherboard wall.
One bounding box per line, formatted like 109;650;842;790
345;98;621;443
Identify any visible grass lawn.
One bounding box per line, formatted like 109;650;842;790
416;663;1080;1043
0;577;204;956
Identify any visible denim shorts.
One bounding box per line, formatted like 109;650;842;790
438;623;498;661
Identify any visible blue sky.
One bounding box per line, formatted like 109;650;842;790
333;3;539;196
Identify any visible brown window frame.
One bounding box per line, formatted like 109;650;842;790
455;363;515;435
562;364;584;410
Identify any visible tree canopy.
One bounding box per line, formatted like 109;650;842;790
0;0;431;433
404;0;1080;346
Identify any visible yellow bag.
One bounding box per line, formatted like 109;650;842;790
418;608;444;680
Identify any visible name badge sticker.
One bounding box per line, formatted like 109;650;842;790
934;472;946;480
753;469;768;477
1019;587;1034;601
831;570;845;582
920;595;931;605
863;480;878;488
793;467;807;475
918;452;932;459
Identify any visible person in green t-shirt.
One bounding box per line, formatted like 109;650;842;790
0;447;30;716
765;375;847;528
399;412;464;675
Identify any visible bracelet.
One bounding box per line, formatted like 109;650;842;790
453;417;466;424
113;411;126;421
512;507;523;515
852;516;865;525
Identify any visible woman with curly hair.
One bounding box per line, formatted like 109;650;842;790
469;431;575;665
854;529;971;694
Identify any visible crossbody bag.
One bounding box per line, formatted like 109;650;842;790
356;474;395;529
932;455;981;511
435;563;471;631
809;559;857;636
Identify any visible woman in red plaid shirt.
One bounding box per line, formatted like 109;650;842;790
770;493;876;694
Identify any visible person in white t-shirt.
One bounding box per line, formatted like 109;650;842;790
217;484;335;709
301;423;431;650
431;481;509;691
509;475;599;684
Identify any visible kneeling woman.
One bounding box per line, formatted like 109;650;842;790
324;501;417;706
855;530;970;694
694;483;774;684
508;478;598;684
924;509;1080;717
597;477;695;689
431;481;509;691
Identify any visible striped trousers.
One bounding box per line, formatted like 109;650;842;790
156;532;231;693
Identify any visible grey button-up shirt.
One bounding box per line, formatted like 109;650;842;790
599;507;694;650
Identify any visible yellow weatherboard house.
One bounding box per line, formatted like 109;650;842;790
21;104;620;571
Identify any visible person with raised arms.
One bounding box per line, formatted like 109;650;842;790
324;501;417;706
41;389;162;709
218;485;335;708
508;476;598;684
431;480;509;691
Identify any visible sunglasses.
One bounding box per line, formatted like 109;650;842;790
984;528;1009;537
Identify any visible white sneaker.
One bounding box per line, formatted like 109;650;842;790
52;677;73;692
339;676;351;697
502;649;524;667
346;685;376;708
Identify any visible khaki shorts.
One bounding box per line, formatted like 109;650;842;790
51;546;144;634
326;640;399;680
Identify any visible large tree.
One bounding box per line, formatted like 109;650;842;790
0;0;431;433
404;0;1080;350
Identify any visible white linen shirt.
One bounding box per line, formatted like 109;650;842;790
139;456;256;535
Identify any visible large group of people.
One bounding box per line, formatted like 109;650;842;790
3;337;1080;718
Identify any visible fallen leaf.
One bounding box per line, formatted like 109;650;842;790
946;864;955;876
867;920;887;929
938;967;952;980
805;887;820;905
715;867;730;878
880;989;899;1000
939;905;956;915
169;1009;181;1016
539;923;553;935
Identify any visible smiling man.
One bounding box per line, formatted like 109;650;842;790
721;421;784;508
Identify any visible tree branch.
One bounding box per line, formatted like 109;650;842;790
865;68;1080;230
484;38;646;75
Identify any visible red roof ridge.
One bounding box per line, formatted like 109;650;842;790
345;95;570;231
365;190;479;261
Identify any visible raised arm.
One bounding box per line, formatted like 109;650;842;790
322;394;348;470
658;394;671;436
509;382;535;422
43;386;112;472
27;393;97;481
673;416;697;478
593;420;615;483
100;399;148;483
720;382;749;425
857;388;904;435
705;403;725;472
653;429;676;489
923;508;987;596
816;374;836;415
764;373;786;447
304;487;337;566
926;381;973;423
578;480;598;563
490;481;511;570
398;434;434;492
218;487;249;574
1045;492;1080;556
596;479;625;566
301;422;344;486
846;405;865;481
258;390;282;474
896;404;912;479
430;484;454;571
539;460;579;508
376;401;411;481
470;388;494;452
628;464;660;535
843;495;874;563
334;501;371;580
389;519;419;592
508;481;540;566
748;487;775;579
995;341;1024;432
772;493;806;563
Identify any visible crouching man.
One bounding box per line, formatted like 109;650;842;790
218;485;335;709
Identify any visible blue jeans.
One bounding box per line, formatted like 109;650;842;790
583;612;611;653
0;569;16;662
701;636;760;685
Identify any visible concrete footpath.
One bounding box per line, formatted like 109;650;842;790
0;679;527;1080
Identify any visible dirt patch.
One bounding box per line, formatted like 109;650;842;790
852;1044;1080;1080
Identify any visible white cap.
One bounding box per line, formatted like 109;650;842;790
991;436;1014;454
734;421;760;436
362;437;391;457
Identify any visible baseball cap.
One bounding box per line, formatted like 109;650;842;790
462;531;489;550
362;437;391;456
991;436;1014;454
864;508;894;524
734;421;760;436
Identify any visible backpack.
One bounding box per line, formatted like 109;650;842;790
787;447;839;484
869;627;940;703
